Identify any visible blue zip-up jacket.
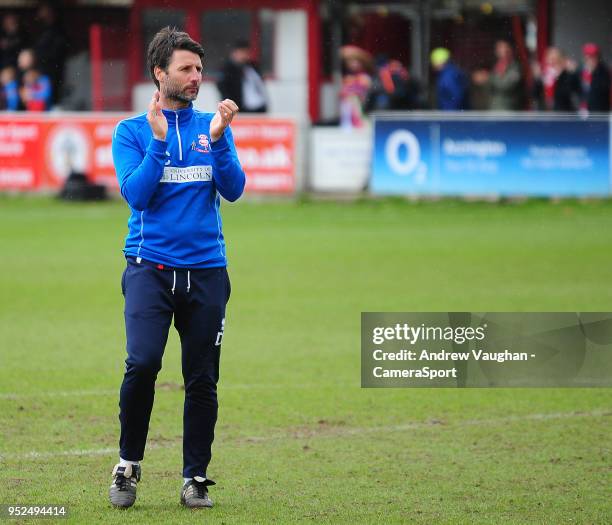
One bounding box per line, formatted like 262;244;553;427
112;103;246;268
436;62;468;111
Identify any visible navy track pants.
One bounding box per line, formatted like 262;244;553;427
118;256;230;478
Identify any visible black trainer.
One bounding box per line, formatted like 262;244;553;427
180;476;215;508
109;463;141;508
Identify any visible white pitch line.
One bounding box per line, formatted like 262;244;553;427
0;389;117;400
2;409;609;462
12;443;168;460
318;409;612;438
238;409;612;442
0;384;328;400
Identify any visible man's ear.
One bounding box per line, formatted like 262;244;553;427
154;66;166;84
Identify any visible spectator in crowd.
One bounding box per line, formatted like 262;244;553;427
217;40;267;113
17;49;52;111
0;13;27;69
365;56;422;111
339;45;373;128
20;67;52;111
430;47;468;111
579;43;610;113
533;47;581;112
17;47;34;85
33;3;67;104
472;40;524;110
0;66;19;110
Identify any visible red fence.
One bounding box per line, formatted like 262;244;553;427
0;114;296;194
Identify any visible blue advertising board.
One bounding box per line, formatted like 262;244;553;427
371;114;611;197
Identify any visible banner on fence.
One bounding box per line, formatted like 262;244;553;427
371;115;611;197
0;114;296;194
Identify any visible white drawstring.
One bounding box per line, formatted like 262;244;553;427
187;271;191;293
171;270;176;295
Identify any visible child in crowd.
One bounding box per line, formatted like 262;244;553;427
0;66;19;110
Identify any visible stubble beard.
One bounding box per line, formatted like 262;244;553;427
162;77;199;104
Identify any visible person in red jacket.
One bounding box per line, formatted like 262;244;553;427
20;68;51;111
579;43;611;113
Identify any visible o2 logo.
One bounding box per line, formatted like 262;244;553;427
384;129;427;183
165;151;171;166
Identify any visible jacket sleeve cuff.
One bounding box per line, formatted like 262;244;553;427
147;137;168;152
147;137;168;159
210;132;229;151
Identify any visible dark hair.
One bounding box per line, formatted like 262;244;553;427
147;26;205;88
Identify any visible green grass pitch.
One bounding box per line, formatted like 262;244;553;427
1;196;611;524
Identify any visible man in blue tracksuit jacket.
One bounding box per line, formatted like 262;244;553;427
109;27;245;510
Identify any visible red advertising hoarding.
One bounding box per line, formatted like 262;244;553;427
0;114;295;194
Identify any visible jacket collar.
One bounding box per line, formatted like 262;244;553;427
162;103;194;124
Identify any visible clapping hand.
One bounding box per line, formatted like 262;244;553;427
210;99;239;142
147;91;168;141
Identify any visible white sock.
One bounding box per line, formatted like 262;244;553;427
183;477;192;486
119;457;139;467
